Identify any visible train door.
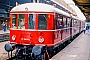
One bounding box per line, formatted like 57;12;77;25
36;13;54;44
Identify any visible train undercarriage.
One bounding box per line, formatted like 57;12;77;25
4;41;72;60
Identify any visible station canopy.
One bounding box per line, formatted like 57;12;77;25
73;0;90;19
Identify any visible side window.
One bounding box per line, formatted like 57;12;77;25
74;20;77;27
55;14;63;29
38;14;47;30
72;19;74;27
63;17;66;28
18;14;25;29
28;14;35;29
12;14;16;29
67;18;71;27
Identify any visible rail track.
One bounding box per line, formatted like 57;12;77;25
0;33;10;42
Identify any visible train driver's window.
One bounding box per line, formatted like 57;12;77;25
18;14;25;29
38;14;47;30
28;14;35;29
12;15;16;29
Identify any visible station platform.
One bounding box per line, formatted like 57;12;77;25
0;30;10;34
0;41;9;60
50;32;90;60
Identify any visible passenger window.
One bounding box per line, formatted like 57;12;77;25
55;14;63;29
12;14;16;29
38;14;47;30
18;14;25;29
67;18;70;27
28;14;35;29
63;17;66;28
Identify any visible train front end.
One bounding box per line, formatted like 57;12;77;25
10;29;54;46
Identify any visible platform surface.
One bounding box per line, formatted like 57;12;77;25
0;30;10;34
50;32;90;60
0;41;9;60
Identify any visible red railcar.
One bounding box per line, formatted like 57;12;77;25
5;3;84;60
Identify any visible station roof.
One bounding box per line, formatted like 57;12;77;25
73;0;90;19
0;0;86;19
0;0;74;13
0;0;33;12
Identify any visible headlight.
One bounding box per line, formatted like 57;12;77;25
32;46;41;55
12;35;16;41
4;43;16;52
38;37;44;43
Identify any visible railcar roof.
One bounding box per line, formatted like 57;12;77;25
11;3;54;12
11;3;70;17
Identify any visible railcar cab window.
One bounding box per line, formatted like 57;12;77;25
18;14;25;29
28;14;35;29
12;15;16;29
38;14;47;30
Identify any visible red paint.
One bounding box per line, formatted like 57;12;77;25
10;14;12;28
36;14;38;30
10;30;54;45
47;13;54;30
25;14;28;29
16;14;18;29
